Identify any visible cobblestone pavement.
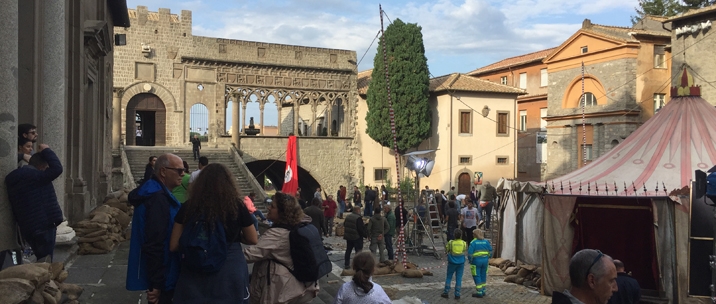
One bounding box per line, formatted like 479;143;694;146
324;234;551;304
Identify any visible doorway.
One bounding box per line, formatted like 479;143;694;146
458;172;472;195
126;93;166;146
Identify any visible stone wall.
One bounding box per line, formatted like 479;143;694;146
671;12;716;104
239;136;358;195
544;58;642;180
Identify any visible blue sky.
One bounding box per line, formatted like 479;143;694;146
127;0;639;127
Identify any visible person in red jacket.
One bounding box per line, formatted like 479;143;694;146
322;195;338;237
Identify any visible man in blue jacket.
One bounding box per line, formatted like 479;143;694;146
126;153;184;304
5;144;63;262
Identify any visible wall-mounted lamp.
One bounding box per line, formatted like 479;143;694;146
481;105;490;118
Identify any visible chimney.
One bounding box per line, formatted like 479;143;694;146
582;19;592;29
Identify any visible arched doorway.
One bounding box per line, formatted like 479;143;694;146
126;93;166;146
457;172;472;195
189;103;209;142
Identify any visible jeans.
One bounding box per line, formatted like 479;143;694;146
369;236;387;262
444;262;464;297
192;148;200;160
251;214;259;231
462;226;476;244
446;225;457;241
338;200;345;217
344;239;363;268
364;201;373;217
471;257;489;295
385;234;394;260
27;227;57;262
253;210;266;221
477;201;494;229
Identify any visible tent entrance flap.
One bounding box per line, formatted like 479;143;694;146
572;196;660;291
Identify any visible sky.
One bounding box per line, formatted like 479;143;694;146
127;0;640;128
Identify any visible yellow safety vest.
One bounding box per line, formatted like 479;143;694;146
447;240;466;256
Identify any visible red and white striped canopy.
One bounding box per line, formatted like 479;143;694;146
548;68;716;196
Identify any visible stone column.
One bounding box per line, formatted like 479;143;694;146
293;100;299;135
241;102;248;135
41;0;67;214
0;0;20;252
259;103;265;136
311;101;317;136
112;89;123;150
326;102;332;137
276;103;282;135
231;95;240;147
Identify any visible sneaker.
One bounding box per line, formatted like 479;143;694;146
455;295;460;300
441;293;449;299
473;293;483;298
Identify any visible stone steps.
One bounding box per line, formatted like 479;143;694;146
124;148;267;213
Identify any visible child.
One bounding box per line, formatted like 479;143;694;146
442;228;467;299
468;229;493;298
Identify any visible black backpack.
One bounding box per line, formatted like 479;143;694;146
273;223;332;282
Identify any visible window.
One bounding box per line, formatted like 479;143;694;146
459;111;472;134
519;110;527;131
374;168;389;182
581;46;588;54
500;76;507;85
583;144;593;160
497;112;509;136
459;156;472;165
496;156;509;165
540;69;548;87
654;45;666;69
540;108;548;130
654;94;666;113
580;92;597;107
519;73;527;89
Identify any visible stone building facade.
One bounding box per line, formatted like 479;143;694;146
469;48;555;181
543;18;671;180
112;7;361;193
667;5;716;104
0;0;129;251
113;7;358;149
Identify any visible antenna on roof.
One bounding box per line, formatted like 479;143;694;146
614;181;618;196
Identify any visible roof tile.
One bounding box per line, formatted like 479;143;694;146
468;48;556;75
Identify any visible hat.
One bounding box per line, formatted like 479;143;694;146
385;201;391;206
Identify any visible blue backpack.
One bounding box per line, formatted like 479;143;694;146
178;216;228;273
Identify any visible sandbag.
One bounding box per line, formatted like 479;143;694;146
89;212;111;224
92;239;116;251
517;267;531;278
0;263;52;286
420;269;433;276
105;199;128;213
489;258;505;267
43;280;61;304
335;225;344;237
393;262;405;273
113;211;131;229
504;275;519;283
82;229;107;238
521;264;537;271
504;266;517;275
59;283;83;300
56;271;68;283
49;263;64;281
373;266;392;276
78;243;109;255
0;278;36;304
401;269;423;278
78;235;108;243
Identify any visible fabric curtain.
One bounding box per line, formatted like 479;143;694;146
542;195;577;295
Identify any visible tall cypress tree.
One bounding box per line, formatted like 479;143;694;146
365;19;431;155
631;0;679;24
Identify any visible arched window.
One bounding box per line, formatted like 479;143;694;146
580;92;597;107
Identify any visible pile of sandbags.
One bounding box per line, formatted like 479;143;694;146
73;189;133;255
0;262;83;304
490;258;542;289
339;260;432;278
334;223;344;237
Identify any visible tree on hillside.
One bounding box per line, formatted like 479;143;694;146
631;0;680;24
366;19;431;155
679;0;716;12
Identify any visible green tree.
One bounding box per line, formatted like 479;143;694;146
631;0;680;24
366;19;431;155
678;0;716;12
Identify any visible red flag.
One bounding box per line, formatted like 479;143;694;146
282;135;298;195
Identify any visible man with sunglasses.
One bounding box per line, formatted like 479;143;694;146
552;249;618;304
127;154;184;304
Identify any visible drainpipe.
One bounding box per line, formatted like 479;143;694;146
450;95;453;189
514;94;518;179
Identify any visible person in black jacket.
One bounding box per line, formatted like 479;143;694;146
607;260;641;304
5;144;63;262
304;197;327;237
143;156;157;183
190;135;201;161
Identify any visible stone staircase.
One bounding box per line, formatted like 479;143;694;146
123;146;268;213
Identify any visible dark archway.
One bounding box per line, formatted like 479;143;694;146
245;160;320;203
126;93;166;146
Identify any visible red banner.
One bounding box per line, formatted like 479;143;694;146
282;135;298;195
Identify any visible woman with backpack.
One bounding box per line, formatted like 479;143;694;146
333;251;391;304
243;192;320;304
169;163;258;304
